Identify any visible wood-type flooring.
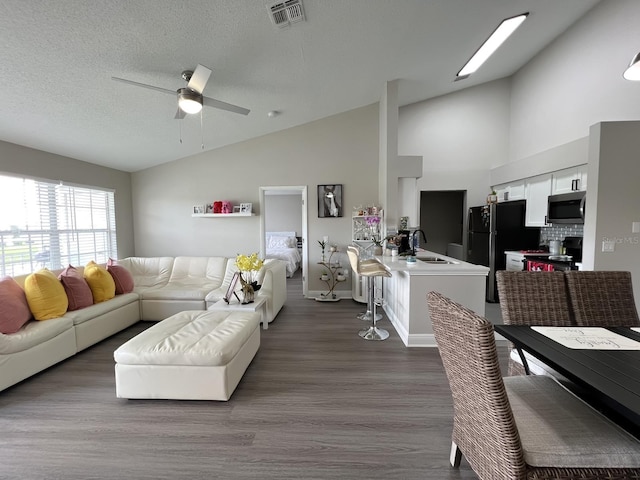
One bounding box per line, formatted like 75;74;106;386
0;273;500;479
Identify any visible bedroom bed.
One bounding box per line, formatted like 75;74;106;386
265;232;302;278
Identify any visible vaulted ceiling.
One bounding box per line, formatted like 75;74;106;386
0;0;599;172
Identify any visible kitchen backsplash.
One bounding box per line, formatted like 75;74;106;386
539;224;584;247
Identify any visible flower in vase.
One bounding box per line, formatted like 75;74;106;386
235;253;264;291
366;214;381;241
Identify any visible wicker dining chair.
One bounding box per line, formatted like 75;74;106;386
427;291;640;480
564;271;640;327
496;271;574;375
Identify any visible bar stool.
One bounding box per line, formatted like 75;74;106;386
346;246;381;322
346;247;392;341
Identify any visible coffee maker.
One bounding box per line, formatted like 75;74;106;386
397;230;411;255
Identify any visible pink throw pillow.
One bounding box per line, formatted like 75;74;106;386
107;258;134;294
58;265;94;311
0;276;33;334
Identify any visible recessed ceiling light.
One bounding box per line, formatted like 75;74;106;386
456;13;529;80
267;110;280;118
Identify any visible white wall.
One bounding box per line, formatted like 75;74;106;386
265;194;302;235
584;121;640;301
509;0;640;163
0;140;135;258
131;104;379;294
398;78;511;210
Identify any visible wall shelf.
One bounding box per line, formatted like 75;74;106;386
191;213;256;218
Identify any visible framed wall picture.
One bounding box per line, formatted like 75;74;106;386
239;203;253;213
224;272;241;304
193;205;205;214
318;184;343;218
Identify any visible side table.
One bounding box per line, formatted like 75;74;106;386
208;296;269;330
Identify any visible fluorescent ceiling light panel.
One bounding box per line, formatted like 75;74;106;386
623;52;640;81
457;13;529;79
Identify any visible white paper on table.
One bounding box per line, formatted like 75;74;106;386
531;326;640;350
632;327;640;333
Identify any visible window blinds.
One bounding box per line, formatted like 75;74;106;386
0;175;117;276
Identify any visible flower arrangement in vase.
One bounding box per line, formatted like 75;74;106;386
318;240;327;262
235;253;264;304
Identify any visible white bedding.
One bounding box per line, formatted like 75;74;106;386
265;232;301;278
266;247;301;277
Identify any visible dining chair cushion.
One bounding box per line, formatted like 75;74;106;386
504;375;640;468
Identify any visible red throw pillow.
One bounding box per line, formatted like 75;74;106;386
107;258;134;294
0;276;33;334
58;265;94;311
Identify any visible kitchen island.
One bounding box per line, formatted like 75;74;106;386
378;251;489;347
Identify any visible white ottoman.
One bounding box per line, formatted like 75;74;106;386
114;310;260;401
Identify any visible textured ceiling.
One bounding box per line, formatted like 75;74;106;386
0;0;599;172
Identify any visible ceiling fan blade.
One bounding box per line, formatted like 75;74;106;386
187;64;212;94
111;76;176;96
174;108;187;120
202;96;250;115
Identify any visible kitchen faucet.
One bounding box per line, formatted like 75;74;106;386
410;229;427;256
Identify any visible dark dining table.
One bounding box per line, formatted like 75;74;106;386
494;325;640;438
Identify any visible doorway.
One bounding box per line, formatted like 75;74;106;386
259;186;308;297
419;190;466;259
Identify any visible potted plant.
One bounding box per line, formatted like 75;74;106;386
318;240;327;262
372;237;384;255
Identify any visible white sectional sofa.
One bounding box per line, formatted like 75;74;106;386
0;256;287;392
118;256;287;322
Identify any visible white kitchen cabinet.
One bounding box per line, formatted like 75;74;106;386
524;173;552;227
494;180;526;202
551;165;587;194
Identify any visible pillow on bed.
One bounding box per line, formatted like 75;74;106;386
267;236;293;249
286;236;297;248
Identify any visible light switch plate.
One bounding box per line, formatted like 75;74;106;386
602;240;615;252
633;222;640;234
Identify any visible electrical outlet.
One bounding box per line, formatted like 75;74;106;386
602;240;615;252
633;222;640;234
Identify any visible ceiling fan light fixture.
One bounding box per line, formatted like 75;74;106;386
177;88;203;114
623;51;640;81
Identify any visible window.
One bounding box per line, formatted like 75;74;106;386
0;174;117;276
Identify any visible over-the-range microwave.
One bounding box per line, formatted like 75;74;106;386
547;191;586;224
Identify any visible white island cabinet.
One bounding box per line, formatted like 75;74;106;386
379;251;489;347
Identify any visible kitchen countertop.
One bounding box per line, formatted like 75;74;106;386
504;250;551;256
377;250;489;276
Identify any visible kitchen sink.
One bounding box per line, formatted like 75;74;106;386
417;256;456;264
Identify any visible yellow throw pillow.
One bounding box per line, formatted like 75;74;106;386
84;261;116;303
24;269;68;320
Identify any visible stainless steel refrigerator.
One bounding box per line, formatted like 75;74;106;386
468;200;541;302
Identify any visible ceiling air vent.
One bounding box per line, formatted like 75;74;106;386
267;0;305;28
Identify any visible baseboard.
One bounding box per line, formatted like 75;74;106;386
306;290;352;300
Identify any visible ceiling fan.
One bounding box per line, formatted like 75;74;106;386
112;64;250;118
